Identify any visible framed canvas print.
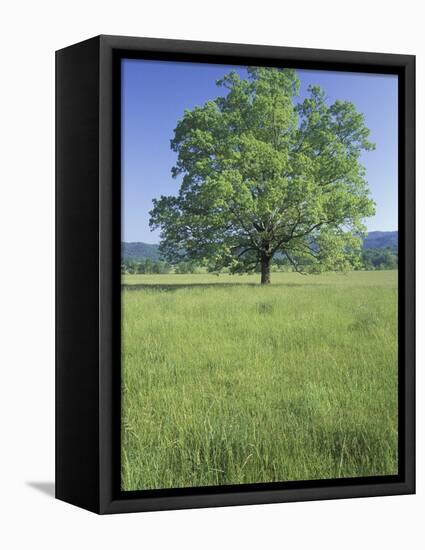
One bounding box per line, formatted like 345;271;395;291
56;35;415;514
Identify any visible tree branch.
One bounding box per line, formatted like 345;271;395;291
284;250;308;275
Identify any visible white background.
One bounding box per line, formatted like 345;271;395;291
0;1;422;548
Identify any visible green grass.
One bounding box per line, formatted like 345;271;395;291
121;270;398;490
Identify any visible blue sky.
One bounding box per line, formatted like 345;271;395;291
122;59;398;243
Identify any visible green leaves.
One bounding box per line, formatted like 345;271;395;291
150;67;376;281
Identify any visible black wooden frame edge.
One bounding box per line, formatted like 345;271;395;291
56;36;101;513
56;35;415;515
99;34;416;66
402;52;415;496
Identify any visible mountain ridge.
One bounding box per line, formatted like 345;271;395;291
122;231;398;261
362;231;398;249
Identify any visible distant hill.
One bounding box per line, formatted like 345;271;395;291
122;242;160;261
122;231;398;262
363;231;398;250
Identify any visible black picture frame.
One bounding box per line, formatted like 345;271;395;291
56;35;415;514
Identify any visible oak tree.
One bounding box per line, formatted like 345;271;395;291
150;68;375;284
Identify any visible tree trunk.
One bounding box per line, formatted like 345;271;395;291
260;255;271;285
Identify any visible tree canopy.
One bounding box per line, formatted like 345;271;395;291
150;67;375;284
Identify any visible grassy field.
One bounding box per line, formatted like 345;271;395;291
121;270;398;491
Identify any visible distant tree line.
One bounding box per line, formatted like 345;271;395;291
121;258;201;275
121;247;397;275
272;247;398;272
121;258;171;275
359;247;398;270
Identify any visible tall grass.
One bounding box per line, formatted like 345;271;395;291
121;270;398;490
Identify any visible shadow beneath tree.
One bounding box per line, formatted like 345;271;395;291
122;282;308;292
